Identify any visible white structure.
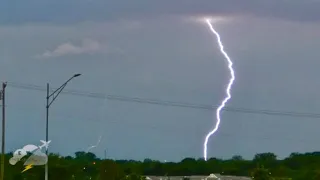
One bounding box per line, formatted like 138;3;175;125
205;174;219;179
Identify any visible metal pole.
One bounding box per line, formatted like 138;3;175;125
1;83;6;180
43;74;81;180
45;83;49;180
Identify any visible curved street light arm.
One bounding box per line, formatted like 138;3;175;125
47;74;81;108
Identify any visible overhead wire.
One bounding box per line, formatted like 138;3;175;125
5;81;320;119
2;81;318;144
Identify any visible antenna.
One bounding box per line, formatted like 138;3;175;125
104;149;107;159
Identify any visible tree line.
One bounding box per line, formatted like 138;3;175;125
3;151;320;180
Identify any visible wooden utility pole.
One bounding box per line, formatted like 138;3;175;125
0;82;6;180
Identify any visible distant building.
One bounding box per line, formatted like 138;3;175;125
145;174;251;180
205;174;219;179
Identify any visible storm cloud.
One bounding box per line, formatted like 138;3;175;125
0;0;320;25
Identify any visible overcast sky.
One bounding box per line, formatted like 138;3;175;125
1;0;320;161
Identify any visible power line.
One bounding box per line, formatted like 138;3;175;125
5;81;320;119
3;81;317;143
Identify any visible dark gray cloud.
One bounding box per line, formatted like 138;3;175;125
0;0;320;25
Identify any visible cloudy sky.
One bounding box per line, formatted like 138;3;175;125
1;0;320;161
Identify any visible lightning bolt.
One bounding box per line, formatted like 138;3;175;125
86;99;106;153
22;164;33;173
203;19;235;161
86;135;102;153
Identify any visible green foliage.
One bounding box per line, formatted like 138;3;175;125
4;151;320;179
122;173;146;180
251;166;273;180
99;159;124;180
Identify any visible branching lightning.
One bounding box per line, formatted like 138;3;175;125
86;98;106;153
86;135;102;153
203;19;235;161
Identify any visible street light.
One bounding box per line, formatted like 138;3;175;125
45;74;81;180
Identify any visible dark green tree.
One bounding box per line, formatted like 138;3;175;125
251;166;273;180
100;160;124;180
253;153;278;169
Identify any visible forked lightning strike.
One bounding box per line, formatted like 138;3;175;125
86;135;102;153
86;100;105;153
203;19;235;161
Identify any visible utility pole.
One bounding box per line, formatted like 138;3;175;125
45;83;49;180
0;82;7;180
